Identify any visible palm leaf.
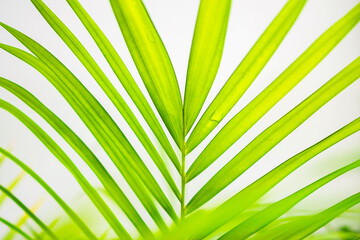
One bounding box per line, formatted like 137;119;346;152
187;4;360;179
159;117;360;239
3;197;45;240
0;0;359;239
0;23;177;224
219;158;360;239
0;170;25;206
109;0;183;147
186;0;307;152
29;0;180;200
0;186;58;240
249;192;360;240
65;0;180;172
0;100;131;239
187;56;360;211
183;0;232;133
36;218;60;240
0;152;6;165
0;218;33;240
0;148;97;240
0;73;169;232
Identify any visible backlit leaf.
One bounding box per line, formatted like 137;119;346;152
220;159;360;239
0;148;97;240
0;23;177;226
0;100;132;239
0;218;32;240
183;0;232;133
250;192;360;240
187;56;360;212
30;0;180;199
187;4;360;180
186;0;308;152
65;0;180;172
109;0;183;146
0;185;58;240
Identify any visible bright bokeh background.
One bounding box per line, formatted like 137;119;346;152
0;0;359;237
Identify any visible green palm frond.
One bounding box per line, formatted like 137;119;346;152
0;0;359;239
0;218;33;240
0;169;25;206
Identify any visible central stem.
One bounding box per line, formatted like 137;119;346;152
180;144;186;221
180;110;186;222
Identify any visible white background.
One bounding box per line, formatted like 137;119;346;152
0;0;360;238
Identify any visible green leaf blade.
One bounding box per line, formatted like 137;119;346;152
183;0;232;133
187;3;360;180
283;192;360;240
0;74;147;231
0;23;177;227
65;0;180;172
0;186;58;240
0;218;33;240
0;100;133;239
220;158;360;239
250;192;360;240
110;0;183;146
0;148;97;240
187;56;360;212
30;0;180;201
0;171;24;206
161;117;360;240
186;0;308;152
0;43;166;233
